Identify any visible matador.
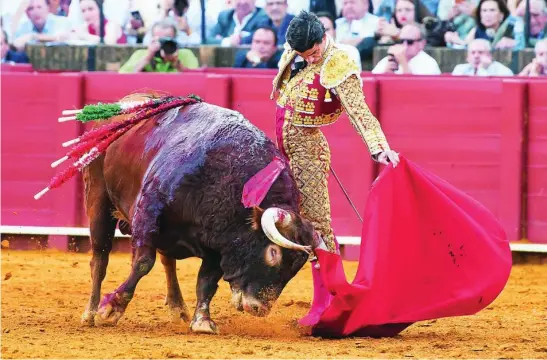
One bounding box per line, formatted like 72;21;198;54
270;11;400;326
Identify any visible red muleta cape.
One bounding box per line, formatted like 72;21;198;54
311;156;512;338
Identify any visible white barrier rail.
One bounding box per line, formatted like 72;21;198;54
1;225;547;253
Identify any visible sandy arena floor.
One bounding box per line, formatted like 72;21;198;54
1;249;546;359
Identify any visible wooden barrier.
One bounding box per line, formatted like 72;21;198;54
1;71;546;252
25;44;537;74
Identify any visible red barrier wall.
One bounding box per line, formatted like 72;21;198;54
1;73;83;242
527;81;547;244
84;72;231;108
1;71;545;245
376;77;525;240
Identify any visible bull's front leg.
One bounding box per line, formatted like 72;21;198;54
160;253;191;323
190;253;223;334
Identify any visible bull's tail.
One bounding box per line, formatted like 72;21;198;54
34;94;202;200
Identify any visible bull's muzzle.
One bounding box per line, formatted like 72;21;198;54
231;290;272;317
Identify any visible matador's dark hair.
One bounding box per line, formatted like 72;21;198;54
285;10;325;53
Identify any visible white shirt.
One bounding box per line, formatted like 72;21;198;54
220;10;255;47
452;62;514;76
335;13;380;42
372;51;442;75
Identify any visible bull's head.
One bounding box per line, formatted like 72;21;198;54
221;206;320;317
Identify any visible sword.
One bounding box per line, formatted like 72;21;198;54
330;166;363;223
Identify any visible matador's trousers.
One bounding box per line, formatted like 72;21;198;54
275;107;338;253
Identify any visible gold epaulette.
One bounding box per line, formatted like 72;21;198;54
320;47;362;90
270;45;296;99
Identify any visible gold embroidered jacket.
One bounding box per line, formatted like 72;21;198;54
271;38;390;156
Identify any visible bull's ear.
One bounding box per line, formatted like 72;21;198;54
250;206;265;231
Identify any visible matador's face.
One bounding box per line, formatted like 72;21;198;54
295;34;328;64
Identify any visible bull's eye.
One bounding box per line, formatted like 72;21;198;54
264;244;282;267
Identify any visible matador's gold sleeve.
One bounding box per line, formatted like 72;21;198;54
334;75;390;157
321;49;390;157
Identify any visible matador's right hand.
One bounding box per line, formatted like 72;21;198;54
377;150;400;167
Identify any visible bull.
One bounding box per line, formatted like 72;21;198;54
79;94;321;334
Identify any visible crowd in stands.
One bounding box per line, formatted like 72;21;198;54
1;0;546;76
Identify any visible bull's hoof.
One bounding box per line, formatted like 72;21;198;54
167;305;191;324
80;310;96;326
94;303;124;326
165;295;191;324
190;317;218;334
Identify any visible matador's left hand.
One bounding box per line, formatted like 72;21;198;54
377;150;400;167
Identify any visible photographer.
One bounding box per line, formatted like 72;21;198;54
119;18;199;73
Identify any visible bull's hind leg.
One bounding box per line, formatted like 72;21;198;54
160;254;191;323
81;163;117;326
190;253;223;334
94;244;156;326
94;189;160;326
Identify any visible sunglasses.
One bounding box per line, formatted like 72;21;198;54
397;38;422;45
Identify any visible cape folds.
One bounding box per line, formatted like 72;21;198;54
311;156;512;338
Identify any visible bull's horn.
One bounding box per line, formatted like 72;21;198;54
261;208;312;254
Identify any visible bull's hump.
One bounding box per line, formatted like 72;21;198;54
155;102;270;150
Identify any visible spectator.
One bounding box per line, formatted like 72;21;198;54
1;29;30;64
70;0;127;44
244;0;294;45
449;0;523;50
184;0;226;44
119;19;199;73
316;11;362;70
335;0;380;46
288;0;342;20
142;0;207;46
11;0;72;52
67;0;131;30
233;25;281;67
452;38;513;75
439;0;477;47
520;0;546;47
377;0;433;44
208;0;269;46
518;38;547;76
48;0;70;16
372;23;441;74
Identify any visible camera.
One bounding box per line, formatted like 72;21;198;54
423;16;456;47
158;37;178;56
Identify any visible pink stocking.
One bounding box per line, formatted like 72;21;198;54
298;260;333;326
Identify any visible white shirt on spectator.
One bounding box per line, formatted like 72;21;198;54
452;62;514;76
220;10;255;47
336;43;362;71
372;50;442;75
335;13;380;42
14;13;71;39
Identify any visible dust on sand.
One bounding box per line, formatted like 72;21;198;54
1;250;546;359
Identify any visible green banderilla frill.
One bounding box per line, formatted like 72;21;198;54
75;103;122;122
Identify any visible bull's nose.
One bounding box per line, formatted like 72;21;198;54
242;298;271;317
